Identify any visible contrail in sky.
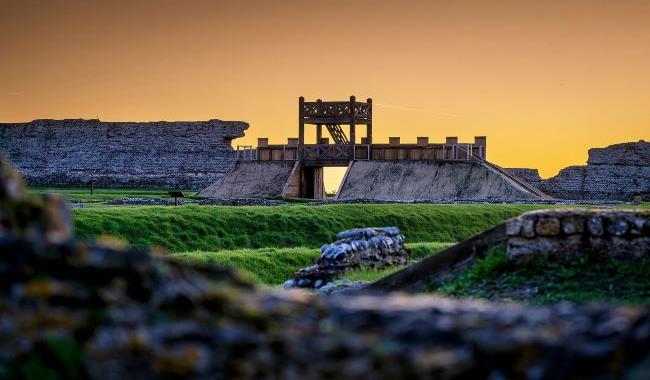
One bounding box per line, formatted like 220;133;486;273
375;103;474;120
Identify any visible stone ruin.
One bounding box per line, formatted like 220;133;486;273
506;208;650;263
508;140;650;201
1;156;650;378
0;118;248;189
284;227;408;289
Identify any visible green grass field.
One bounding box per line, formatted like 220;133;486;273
437;246;650;304
31;187;650;300
73;203;542;251
73;202;524;285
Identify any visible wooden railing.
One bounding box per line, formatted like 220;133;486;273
302;101;372;120
370;144;483;161
250;143;485;162
236;145;257;160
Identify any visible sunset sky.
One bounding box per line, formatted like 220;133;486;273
1;0;649;191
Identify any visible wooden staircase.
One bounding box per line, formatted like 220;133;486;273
325;124;350;144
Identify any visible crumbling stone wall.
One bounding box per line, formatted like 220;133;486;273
0;118;248;189
1;157;650;379
286;227;408;289
541;141;650;201
507;209;650;263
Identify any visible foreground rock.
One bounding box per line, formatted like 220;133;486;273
285;227;407;289
1;157;650;379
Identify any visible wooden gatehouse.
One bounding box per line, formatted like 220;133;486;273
235;96;490;198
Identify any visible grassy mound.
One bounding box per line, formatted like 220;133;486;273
437;246;650;304
74;204;539;252
171;242;452;285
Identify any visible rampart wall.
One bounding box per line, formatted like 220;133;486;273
0;118;248;189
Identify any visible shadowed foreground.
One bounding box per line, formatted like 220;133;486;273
1;157;649;379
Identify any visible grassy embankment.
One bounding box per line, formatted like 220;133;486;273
46;187;650;295
73;204;540;284
437;245;650;305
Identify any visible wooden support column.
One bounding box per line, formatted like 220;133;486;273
349;96;356;158
366;98;372;149
313;167;325;199
316;99;322;144
298;96;305;160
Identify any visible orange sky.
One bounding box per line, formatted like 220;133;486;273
1;0;649;191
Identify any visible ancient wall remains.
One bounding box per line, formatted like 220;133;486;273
506;209;650;263
286;227;407;289
0;118;248;189
540;141;650;201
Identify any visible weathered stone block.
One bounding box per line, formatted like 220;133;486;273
607;237;650;260
535;217;560;236
506;218;522;236
587;217;604;236
630;217;646;236
607;218;629;237
561;216;584;235
521;218;536;238
508;235;582;264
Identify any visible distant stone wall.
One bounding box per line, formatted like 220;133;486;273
540;141;650;201
506;209;650;263
0;118;248;189
505;168;542;188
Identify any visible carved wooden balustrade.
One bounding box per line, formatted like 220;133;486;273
302;101;372;124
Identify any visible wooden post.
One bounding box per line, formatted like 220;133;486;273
316;99;322;144
90;180;94;196
298;96;305;160
366;98;372;160
349;95;356;156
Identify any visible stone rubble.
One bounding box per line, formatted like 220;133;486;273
106;197;195;206
285;227;408;289
198;197;287;206
307;198;625;205
507;208;650;263
104;197;288;206
1;156;650;379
